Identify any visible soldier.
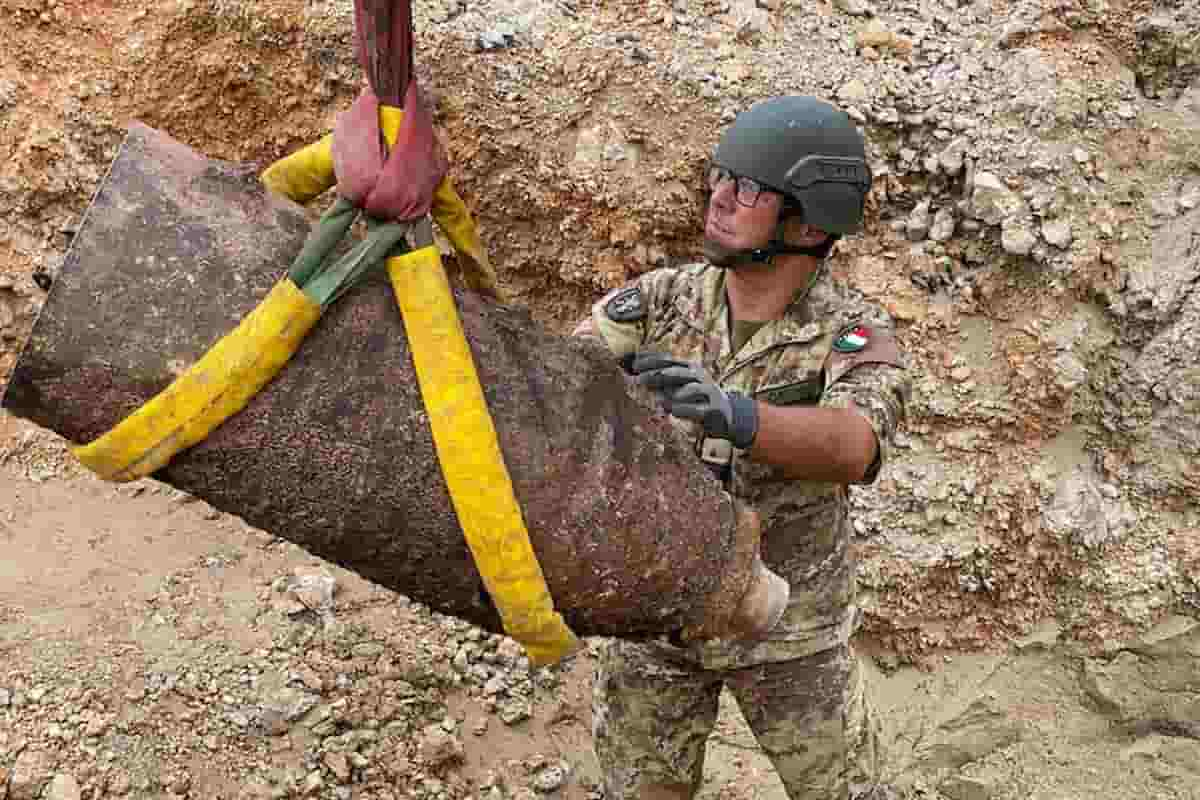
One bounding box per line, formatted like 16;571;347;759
573;96;911;800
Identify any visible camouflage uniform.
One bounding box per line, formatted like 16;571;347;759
577;261;910;800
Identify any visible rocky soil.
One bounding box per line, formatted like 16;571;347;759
2;0;1199;798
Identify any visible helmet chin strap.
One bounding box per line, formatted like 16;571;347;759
705;213;839;269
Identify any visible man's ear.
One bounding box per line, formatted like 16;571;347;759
779;216;830;247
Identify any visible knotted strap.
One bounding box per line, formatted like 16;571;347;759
332;83;448;221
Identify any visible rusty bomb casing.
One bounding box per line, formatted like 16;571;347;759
3;123;786;643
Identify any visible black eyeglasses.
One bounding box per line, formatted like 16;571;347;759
707;165;775;208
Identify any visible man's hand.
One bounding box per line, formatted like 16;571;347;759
630;353;758;449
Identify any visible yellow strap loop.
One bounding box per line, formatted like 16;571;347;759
260;108;501;299
387;245;580;665
73;279;322;482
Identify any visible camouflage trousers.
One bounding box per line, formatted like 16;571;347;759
592;638;882;800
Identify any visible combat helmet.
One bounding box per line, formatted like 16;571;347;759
713;96;873;237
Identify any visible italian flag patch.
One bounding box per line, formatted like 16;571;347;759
833;325;870;353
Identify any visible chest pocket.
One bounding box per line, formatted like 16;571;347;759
756;375;824;406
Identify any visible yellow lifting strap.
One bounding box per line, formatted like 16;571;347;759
74;106;579;665
72;279;321;481
387;245;579;665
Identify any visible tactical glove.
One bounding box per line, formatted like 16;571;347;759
630;353;759;450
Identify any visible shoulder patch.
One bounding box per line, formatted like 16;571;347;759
605;286;646;322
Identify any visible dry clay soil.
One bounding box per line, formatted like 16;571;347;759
7;416;1198;800
3;0;1200;799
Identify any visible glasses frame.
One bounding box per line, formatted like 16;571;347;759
707;165;779;209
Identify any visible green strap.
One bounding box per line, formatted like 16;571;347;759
286;197;413;308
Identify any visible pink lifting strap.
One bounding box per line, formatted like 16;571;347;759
331;0;448;221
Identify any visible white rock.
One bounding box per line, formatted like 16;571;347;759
970;172;1025;225
1042;219;1074;249
1044;465;1135;549
1001;221;1037;256
838;78;870;103
938;139;967;176
284;569;337;618
834;0;873;15
42;775;82;800
1052;352;1088;392
532;762;569;793
930;208;957;242
906;200;932;241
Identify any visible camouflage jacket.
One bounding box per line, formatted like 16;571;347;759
578;261;910;668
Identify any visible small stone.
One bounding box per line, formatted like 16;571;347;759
857;20;912;54
838;78;870;103
0;688;10;706
323;752;351;783
950;367;973;382
302;771;323;796
532;763;569;793
940;775;995;800
930;208;957;242
1041;219;1073;249
352;642;385;659
84;714;109;737
497;637;525;665
473;718;489;735
970;172;1025;225
938;139;967;176
834;0;872;15
258;687;320;735
499;697;533;726
107;772;132;796
905;200;932;241
452;646;471;673
295;666;324;693
284;570;337;617
1179;184;1200;211
1001;222;1037;256
1150;194;1179;218
417;724;465;767
476;26;516;51
42;775;82;800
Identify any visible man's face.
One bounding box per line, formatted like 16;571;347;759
704;169;783;254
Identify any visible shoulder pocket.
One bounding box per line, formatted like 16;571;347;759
757;378;824;406
823;324;905;385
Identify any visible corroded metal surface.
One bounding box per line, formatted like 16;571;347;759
4;123;758;639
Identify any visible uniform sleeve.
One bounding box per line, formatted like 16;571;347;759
580;268;678;360
820;325;911;485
